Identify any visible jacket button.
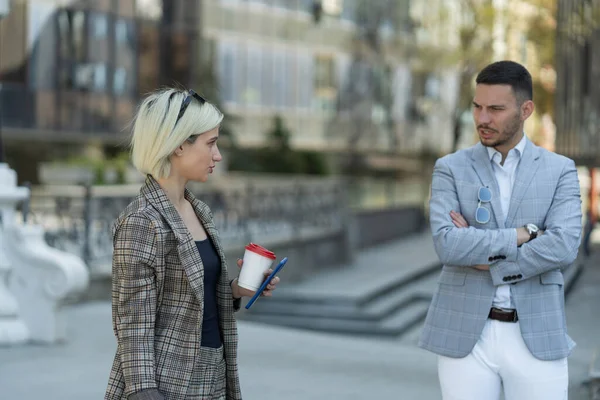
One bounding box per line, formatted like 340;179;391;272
517;274;523;279
489;257;494;262
501;256;507;260
503;277;509;282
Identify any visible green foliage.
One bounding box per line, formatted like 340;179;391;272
523;0;557;117
58;152;131;185
228;116;329;176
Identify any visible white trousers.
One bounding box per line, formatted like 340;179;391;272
438;319;569;400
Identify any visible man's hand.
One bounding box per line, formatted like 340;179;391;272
450;210;468;228
516;226;544;246
450;211;488;270
516;227;531;246
450;210;543;270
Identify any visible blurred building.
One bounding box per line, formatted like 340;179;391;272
555;0;600;166
0;0;461;183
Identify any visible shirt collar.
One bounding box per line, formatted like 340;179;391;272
487;134;527;161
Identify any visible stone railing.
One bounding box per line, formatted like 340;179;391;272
20;177;349;273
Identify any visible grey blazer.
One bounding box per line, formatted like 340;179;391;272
105;176;242;400
418;139;582;361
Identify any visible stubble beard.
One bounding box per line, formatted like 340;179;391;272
480;114;522;149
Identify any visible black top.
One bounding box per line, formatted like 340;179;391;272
195;238;222;348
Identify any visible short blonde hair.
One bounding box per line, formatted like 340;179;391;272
130;88;224;179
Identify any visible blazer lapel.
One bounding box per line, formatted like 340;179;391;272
505;140;541;227
141;176;205;303
185;189;234;306
185;190;227;270
470;143;505;228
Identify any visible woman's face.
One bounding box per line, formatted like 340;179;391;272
172;126;222;182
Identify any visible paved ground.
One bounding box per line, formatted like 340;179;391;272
1;233;599;400
0;302;440;399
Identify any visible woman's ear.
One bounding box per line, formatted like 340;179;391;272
174;145;185;157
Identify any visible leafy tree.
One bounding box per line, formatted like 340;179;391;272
437;0;497;152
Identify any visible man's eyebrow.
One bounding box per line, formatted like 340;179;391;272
472;101;506;108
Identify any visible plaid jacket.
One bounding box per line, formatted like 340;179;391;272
105;176;241;400
419;139;582;361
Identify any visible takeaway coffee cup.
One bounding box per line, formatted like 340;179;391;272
237;243;277;291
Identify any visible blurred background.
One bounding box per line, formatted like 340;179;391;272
1;0;600;399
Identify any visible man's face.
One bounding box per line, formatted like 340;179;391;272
472;84;525;149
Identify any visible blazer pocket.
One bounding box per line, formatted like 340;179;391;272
540;270;564;286
438;270;467;286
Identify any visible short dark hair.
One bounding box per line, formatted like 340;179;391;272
476;61;533;104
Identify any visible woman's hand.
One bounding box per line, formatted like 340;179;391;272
230;259;281;299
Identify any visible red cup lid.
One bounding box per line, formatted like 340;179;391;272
245;243;276;259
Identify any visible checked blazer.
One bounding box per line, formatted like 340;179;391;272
105;176;242;400
418;139;582;361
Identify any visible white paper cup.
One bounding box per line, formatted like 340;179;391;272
237;243;276;291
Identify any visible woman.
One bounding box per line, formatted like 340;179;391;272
104;88;280;400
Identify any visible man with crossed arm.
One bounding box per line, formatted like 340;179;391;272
419;61;582;399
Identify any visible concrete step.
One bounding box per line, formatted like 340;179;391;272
246;266;438;321
246;298;431;338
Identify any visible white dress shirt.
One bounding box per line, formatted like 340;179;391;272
487;134;527;308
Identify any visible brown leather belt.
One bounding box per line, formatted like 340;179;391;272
488;307;518;323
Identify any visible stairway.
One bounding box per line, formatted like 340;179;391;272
239;262;440;338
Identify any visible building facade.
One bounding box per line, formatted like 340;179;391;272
555;0;600;166
1;0;460;182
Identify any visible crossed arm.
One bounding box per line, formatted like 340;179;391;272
430;157;582;285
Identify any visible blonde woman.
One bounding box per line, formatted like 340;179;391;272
104;88;280;400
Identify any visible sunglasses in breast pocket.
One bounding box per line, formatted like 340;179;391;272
475;186;492;224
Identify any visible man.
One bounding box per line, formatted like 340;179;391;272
419;61;582;399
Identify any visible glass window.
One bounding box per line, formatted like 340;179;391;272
285;49;297;108
297;51;313;109
314;53;336;90
314;53;336;112
91;13;108;38
115;20;130;45
58;9;87;62
273;49;287;108
114;18;135;96
113;67;127;95
217;40;238;104
93;63;107;91
244;44;262;106
261;47;274;107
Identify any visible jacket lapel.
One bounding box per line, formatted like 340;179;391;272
470;143;505;228
505;140;541;227
186;192;233;296
141;176;205;302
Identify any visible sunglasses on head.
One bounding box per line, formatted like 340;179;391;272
171;89;207;128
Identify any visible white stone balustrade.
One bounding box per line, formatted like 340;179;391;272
6;224;89;343
0;163;90;345
0;163;30;345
